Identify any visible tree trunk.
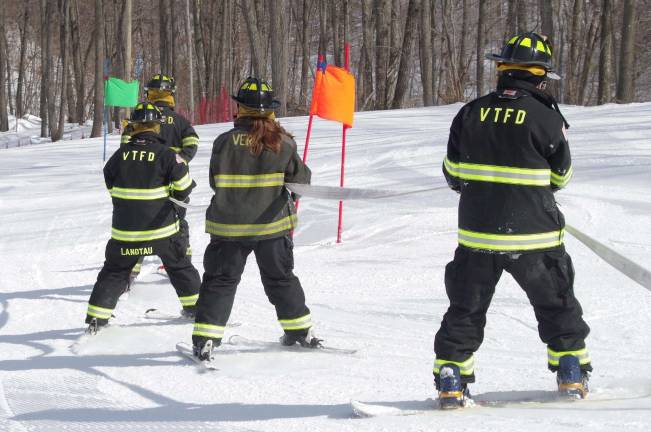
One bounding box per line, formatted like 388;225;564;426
331;1;341;66
577;13;599;105
476;0;486;98
299;0;311;110
91;0;105;138
241;0;266;77
53;0;70;142
374;0;391;109
40;0;52;138
270;0;289;116
564;0;583;104
192;0;206;97
0;5;7;131
539;0;554;41
419;0;433;106
359;0;375;110
318;1;328;57
16;4;29;119
391;0;419;109
616;0;636;103
597;0;613;104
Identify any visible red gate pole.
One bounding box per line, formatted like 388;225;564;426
295;54;323;214
336;43;350;244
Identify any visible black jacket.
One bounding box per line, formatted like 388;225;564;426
443;77;572;253
121;103;199;163
105;132;196;242
205;118;311;241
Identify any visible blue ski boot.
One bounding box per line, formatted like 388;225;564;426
557;355;589;399
438;364;470;409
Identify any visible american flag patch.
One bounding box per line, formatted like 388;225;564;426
503;89;517;96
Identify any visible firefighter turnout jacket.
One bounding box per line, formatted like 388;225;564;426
443;76;572;253
121;103;199;162
105;131;196;242
205;117;311;241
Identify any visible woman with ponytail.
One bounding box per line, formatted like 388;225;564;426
191;77;317;361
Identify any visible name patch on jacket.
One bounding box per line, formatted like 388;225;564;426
120;247;153;256
122;150;156;161
480;107;526;124
232;133;253;146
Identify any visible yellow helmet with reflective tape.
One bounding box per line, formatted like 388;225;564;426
232;77;280;111
129;102;164;124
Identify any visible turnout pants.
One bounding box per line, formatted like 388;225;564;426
434;246;591;386
86;233;201;324
192;235;312;346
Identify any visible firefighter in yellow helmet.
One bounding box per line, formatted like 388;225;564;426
122;74;200;288
433;33;591;409
85;103;201;333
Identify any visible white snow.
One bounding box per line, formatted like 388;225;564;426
0;114;91;148
1;102;651;431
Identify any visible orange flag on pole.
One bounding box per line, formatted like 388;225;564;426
309;65;355;128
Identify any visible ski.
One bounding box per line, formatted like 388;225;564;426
226;335;358;355
144;308;242;327
175;342;218;371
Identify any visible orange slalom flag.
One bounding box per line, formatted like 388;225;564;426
309;65;355;128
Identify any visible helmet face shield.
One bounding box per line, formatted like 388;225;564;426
231;77;281;111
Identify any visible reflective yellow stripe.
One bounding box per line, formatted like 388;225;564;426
508;36;518;44
121;135;131;144
458;228;564;251
182;136;199;147
214;172;285;188
279;314;312;330
520;37;532;48
547;347;591;366
170;146;181;153
550;166;573;188
444;157;552;186
192;323;225;339
87;304;113;319
111;221;179;242
179;294;199;306
109;186;170;200
172;173;192;191
433;356;475;376
205;215;297;237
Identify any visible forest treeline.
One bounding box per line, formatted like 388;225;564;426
0;0;649;139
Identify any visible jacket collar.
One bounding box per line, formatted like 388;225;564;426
497;76;569;128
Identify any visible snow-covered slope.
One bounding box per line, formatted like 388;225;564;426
1;103;650;431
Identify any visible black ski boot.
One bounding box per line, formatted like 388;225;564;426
85;318;108;335
557;355;589;399
280;328;323;348
193;339;215;361
438;364;470;410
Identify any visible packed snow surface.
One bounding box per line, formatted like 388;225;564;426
1;103;651;431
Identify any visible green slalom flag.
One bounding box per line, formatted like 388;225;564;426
104;77;139;107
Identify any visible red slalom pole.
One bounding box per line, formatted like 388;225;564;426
336;43;351;244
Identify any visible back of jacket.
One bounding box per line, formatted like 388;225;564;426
104;132;196;242
443;79;572;253
205;118;311;241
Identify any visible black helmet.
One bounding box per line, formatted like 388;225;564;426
231;77;280;111
129;102;164;124
144;73;176;93
486;32;559;79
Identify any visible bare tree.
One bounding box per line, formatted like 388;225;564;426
40;0;53;138
597;0;613;104
419;0;434;106
270;0;289;116
616;0;636;103
241;0;266;77
91;0;105;138
53;0;70;142
0;4;7;131
375;0;391;109
358;0;375;109
299;0;311;110
391;0;419;108
476;0;487;98
15;4;30;120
